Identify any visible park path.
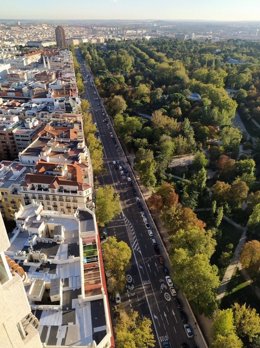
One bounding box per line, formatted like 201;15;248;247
217;216;247;300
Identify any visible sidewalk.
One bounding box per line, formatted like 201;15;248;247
217;217;247;300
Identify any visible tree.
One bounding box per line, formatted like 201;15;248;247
96;186;121;226
81;99;90;113
83;112;103;173
107;95;127;117
135;148;157;187
215;206;224;227
182;118;195;148
211;333;243;348
247;191;260;212
170;226;216;259
161;204;205;235
221;127;242;152
134;83;150;104
240;240;260;276
233;303;260;343
170;249;219;315
248;203;260;237
213;309;236;337
211;309;243;348
148;182;179;214
229;179;249;208
192;151;208;171
151;110;179;135
115;310;155;348
102;237;132;293
217;155;236;179
212;181;231;204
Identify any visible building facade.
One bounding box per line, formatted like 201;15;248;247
0;212;42;348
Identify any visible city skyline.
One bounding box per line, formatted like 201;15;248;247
1;0;260;21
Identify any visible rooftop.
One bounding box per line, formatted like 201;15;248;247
7;203;111;347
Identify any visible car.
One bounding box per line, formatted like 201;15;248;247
127;283;134;291
142;216;148;223
112;160;116;165
169;287;177;297
162;340;172;348
153;243;160;254
175;297;184;309
127;177;132;182
115;292;121;304
163;266;169;275
184;324;194;338
165;276;174;288
145;223;150;229
147;229;153;237
126;274;133;283
181;343;190;348
100;231;107;241
179;310;188;324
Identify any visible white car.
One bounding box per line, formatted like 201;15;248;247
127;177;132;182
165;276;174;288
184;324;194;338
115;292;121;304
169;287;177;297
147;229;153;237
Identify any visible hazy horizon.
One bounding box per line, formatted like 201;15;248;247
1;0;260;22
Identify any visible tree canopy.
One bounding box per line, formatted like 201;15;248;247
96;186;121;226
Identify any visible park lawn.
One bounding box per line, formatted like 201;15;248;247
220;271;260;314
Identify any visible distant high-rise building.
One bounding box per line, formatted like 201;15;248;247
55;26;66;49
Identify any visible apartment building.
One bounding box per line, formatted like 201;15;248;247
21;160;92;214
13;118;44;153
19;129;92;186
0;212;42;348
0;114;19;160
11;203;114;347
0;161;30;220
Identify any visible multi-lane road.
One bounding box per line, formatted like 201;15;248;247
77;49;206;348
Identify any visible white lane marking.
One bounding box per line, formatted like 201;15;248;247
163;311;169;325
172;309;178;324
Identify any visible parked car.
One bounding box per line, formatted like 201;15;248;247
153;243;160;254
165;276;174;288
180;310;188;324
181;343;190;348
163;266;170;275
184;324;194;338
169;287;177;297
115;292;121;304
162;341;172;348
147;229;153;237
175;297;184;309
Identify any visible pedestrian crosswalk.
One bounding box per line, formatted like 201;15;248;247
123;214;141;253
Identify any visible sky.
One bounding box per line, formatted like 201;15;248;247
1;0;260;21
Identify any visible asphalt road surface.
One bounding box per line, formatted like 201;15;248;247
77;50;202;348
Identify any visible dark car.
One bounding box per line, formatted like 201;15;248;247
181;343;190;348
175;297;184;309
162;340;172;348
163;266;169;276
153;243;160;254
179;310;188;324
